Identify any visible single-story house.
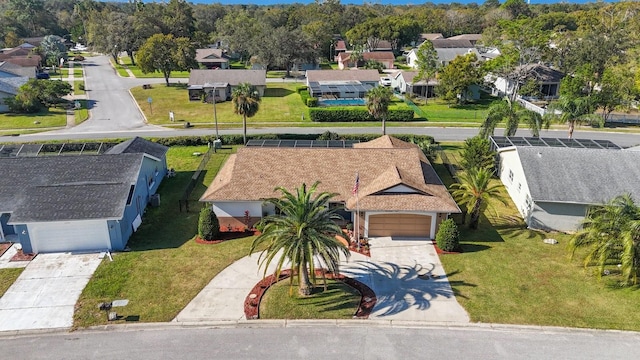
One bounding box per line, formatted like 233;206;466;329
337;51;395;70
407;39;479;68
0;60;36;78
0;73;28;113
488;64;565;100
187;69;266;102
305;69;381;99
200;136;460;239
334;40;348;60
0;137;169;253
195;48;229;69
494;138;640;232
447;34;483;46
390;71;437;98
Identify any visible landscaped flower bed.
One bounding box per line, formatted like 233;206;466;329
244;269;376;320
194;230;259;245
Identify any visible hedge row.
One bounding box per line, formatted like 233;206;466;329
150;132;434;147
309;108;415;122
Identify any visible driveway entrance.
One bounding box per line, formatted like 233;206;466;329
0;252;103;332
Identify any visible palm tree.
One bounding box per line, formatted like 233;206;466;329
231;82;261;145
568;194;640;286
250;182;350;296
366;86;393;135
479;97;547;138
450;167;507;229
545;96;597;139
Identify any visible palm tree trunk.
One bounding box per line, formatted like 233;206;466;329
298;262;312;296
243;114;247;145
382;117;386;135
469;201;482;229
568;121;574;139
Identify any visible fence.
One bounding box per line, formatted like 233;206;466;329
178;146;215;212
434;145;459;180
402;96;429;120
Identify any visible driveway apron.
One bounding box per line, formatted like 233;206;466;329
0;253;103;332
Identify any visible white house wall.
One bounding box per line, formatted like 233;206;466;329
212;201;264;218
528;202;588;232
498;148;534;223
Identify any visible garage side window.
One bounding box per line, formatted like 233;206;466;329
126;185;135;205
508;170;514;183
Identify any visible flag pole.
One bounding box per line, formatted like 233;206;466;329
352;172;360;251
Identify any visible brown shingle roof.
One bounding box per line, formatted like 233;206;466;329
335;40;347;51
195;48;228;63
306;69;381;82
188;69;266;87
420;33;444;41
353;135;419;150
201;136;460;214
448;34;482;42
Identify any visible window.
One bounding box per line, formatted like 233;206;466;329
148;175;155;189
508;170;514;183
517;183;521;192
126;185;135;205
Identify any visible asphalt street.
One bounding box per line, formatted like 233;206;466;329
1;324;638;359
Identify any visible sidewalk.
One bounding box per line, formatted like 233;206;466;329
174;237;469;323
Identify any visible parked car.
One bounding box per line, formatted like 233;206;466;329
36;72;50;80
380;77;392;86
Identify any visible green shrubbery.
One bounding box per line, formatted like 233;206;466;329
435;218;460;252
306;98;318;107
198;206;220;241
309;108;415;122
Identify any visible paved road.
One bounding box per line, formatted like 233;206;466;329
46;55;168;134
3;126;640;148
1;324;638;359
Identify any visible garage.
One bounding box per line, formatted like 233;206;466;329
368;213;432;238
27;220;111;253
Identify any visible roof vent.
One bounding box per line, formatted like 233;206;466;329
537;152;542;158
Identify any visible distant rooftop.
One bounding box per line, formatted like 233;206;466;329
246;139;360;148
490;136;622;151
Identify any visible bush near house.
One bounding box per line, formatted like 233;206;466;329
299;90;311;105
436;218;460;252
198;206;220;240
306;98;318;107
309;108;415;122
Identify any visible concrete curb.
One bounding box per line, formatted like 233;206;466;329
2;320;638;339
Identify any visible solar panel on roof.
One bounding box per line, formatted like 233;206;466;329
490;136;622;150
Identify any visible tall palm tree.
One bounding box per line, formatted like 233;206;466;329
250;182;350;296
232;82;261;145
366;85;393;135
568;194;640;286
545;96;597;139
479;97;547;138
451;167;507;229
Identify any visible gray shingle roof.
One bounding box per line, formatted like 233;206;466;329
188;69;266;87
0;154;143;222
517;147;640;205
0;76;28;95
105;137;168;160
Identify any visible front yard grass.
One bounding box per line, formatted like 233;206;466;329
0;109;67;130
73;145;261;327
417;98;496;123
0;268;23;297
435;143;640;331
74;80;85;95
109;58;129;77
260;279;361;319
118;56;191;78
74;99;89;123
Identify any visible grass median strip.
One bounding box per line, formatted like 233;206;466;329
0;109;67;130
0;268;24;297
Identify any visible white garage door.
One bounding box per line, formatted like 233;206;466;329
28;220;111;253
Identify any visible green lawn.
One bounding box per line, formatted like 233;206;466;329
74;99;89;123
259;279;361;319
74;80;85;95
0;268;23;297
0;109;67;131
73;145;264;327
417;98;496;123
119;56;191;78
109;58;130;77
435;144;640;331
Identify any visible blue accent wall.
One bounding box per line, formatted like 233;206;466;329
1;213;15;235
112;155;167;249
13;225;32;253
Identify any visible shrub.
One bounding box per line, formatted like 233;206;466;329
306;97;318;107
299;90;311;105
73;55;85;61
296;86;308;93
309;108;415;122
198;206;220;241
317;130;340;140
79;83;85;90
435;218;460;252
396;55;406;63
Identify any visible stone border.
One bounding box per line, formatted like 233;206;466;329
244;269;376;320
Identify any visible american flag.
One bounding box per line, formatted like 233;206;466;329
352;173;359;195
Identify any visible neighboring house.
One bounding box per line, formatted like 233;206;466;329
492;136;640;232
0;137;169;253
187;69;267;101
195;48;229;69
337;51;395;70
334;40;348;60
0;61;36;78
305;69;380;98
390;71;437;98
0;73;28;113
408;39;479;68
488;64;565;100
200;136;460;239
447;34;483;46
420;33;444;41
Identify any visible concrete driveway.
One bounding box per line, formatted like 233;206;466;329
0;252;103;332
